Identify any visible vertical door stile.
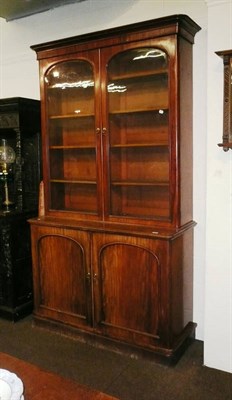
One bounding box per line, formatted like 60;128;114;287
100;49;110;220
89;231;94;326
94;48;104;219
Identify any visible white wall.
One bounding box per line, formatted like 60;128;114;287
204;0;232;373
0;0;231;373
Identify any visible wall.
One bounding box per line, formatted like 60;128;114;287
0;0;231;373
204;0;232;373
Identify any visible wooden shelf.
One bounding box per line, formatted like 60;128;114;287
111;142;169;148
50;179;97;184
110;107;168;115
49;113;94;119
50;145;95;150
109;68;168;81
111;181;169;186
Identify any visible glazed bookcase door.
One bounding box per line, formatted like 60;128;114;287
44;56;101;217
102;45;171;223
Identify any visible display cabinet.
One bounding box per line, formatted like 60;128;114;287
29;15;200;360
0;97;41;320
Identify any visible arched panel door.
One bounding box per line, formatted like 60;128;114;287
93;234;163;348
36;228;92;328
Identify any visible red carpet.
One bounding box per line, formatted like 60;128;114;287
0;352;119;400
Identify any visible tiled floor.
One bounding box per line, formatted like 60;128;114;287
0;316;231;400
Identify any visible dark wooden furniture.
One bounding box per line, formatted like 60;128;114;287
0;97;41;210
0;352;119;400
216;49;232;150
29;15;200;360
0;210;36;321
0;97;41;320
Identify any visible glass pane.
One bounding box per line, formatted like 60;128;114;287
45;60;97;213
107;48;170;220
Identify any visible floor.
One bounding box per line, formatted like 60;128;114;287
0;315;231;400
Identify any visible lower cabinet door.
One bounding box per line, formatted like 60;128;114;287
30;224;92;329
92;233;169;349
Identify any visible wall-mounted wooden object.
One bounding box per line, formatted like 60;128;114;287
216;49;232;151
